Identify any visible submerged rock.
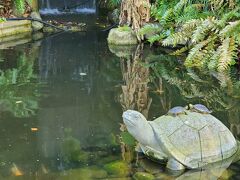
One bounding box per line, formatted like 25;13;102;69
108;27;138;45
58;166;107;180
155;173;174;180
139;158;163;174
133;172;155;180
104;160;130;177
30;12;44;31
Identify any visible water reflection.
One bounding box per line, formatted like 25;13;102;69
110;45;240;179
0;29;239;179
0;43;40;117
110;44;152;118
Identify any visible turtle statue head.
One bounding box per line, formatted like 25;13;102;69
122;110;152;146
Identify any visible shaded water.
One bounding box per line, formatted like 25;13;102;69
0;18;240;180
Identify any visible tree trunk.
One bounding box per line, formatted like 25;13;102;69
119;0;150;40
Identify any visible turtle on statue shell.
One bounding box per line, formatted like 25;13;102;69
189;104;212;114
166;106;187;117
122;108;238;171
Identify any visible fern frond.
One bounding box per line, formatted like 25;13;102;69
148;34;165;45
161;8;175;24
192;17;217;43
171;46;189;55
184;39;210;67
217;37;237;71
162;31;188;46
218;8;240;27
138;24;162;36
181;19;202;30
219;20;240;38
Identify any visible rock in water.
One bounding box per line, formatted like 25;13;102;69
30;12;43;31
104;160;130;177
133;172;155;180
108;27;138;45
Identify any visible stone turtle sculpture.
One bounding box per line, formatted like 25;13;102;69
122;109;238;171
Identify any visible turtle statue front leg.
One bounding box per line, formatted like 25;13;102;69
167;158;185;171
141;145;166;160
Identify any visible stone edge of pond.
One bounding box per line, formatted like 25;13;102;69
0;20;33;49
0;20;32;38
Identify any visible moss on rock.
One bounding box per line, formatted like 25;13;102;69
108;28;138;45
104;160;130;177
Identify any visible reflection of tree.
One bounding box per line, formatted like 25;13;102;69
109;44;152;170
0;46;40;117
149;53;240;138
147;54;183;114
119;44;152;118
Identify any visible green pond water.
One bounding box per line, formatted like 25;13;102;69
0;16;240;180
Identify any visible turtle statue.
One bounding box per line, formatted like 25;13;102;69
122;109;238;171
189;104;212;114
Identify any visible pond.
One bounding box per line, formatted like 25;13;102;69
0;15;240;179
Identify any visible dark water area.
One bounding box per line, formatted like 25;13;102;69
0;15;240;179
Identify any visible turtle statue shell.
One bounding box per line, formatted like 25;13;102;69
149;111;237;168
122;109;238;170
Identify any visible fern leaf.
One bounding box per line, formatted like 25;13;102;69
192;17;217;43
217;37;237;71
148;34;165;44
171;46;189;55
219;20;240;38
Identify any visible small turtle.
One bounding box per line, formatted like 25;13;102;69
122;110;238;171
189;104;212;114
167;106;187;116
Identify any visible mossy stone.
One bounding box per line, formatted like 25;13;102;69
133;172;155;180
104;160;130;177
30;12;43;31
107;28;138;45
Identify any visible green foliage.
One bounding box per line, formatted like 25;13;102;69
0;18;6;23
109;0;121;8
13;0;25;15
143;0;240;71
118;25;131;32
